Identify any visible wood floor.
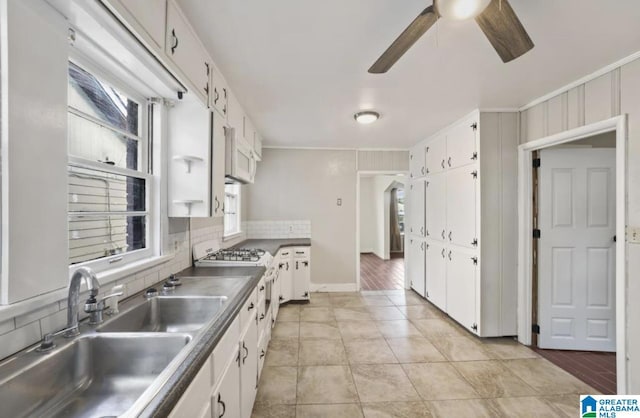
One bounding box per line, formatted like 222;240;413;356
533;348;616;395
360;253;404;290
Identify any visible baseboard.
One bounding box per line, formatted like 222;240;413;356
310;282;358;292
360;248;373;254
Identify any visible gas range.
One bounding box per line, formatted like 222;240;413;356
193;240;273;267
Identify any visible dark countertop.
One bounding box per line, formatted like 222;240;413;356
233;238;311;255
142;239;310;417
139;267;265;418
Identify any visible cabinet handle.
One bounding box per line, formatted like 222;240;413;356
242;342;248;364
223;104;227;115
218;393;226;418
286;262;290;271
248;302;254;311
426;229;430;236
420;226;425;236
448;251;452;261
260;349;265;359
260;313;265;321
214;196;220;213
471;151;478;160
260;285;265;291
448;231;452;242
441;159;445;169
296;251;305;254
441;230;445;240
170;29;179;54
447;157;452;167
204;82;209;95
214;88;220;104
441;248;445;258
420;242;426;251
421;166;425;175
296;261;299;269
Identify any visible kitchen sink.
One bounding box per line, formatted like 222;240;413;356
0;334;191;418
98;296;228;334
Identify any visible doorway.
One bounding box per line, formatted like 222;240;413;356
357;172;407;290
517;116;627;394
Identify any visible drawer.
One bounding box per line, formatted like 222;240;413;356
240;288;258;331
293;247;310;258
278;248;292;258
212;315;240;386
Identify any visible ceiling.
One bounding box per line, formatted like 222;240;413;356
176;0;640;149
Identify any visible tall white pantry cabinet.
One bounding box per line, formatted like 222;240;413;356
407;110;518;337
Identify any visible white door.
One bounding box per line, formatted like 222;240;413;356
425;135;446;175
293;257;311;300
446;248;479;334
409;238;426;297
446;165;478;248
425;174;446;242
538;148;616;351
409;180;426;237
425;240;447;310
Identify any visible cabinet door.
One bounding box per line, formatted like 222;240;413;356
446;117;477;170
446;248;478;333
278;250;293;303
254;132;263;161
425;241;447;310
409;180;426;237
446;165;478;249
409;143;426;179
408;238;426;297
271;270;281;323
166;1;209;100
425;174;446;241
169;357;212;417
425;135;446;175
213;358;241;418
240;316;258;418
210;65;228;119
105;0;167;49
293;257;310;300
211;111;226;218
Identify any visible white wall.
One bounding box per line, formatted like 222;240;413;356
245;149;357;287
359;177;375;253
519;55;640;392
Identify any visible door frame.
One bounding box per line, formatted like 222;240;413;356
356;170;410;291
517;115;628;393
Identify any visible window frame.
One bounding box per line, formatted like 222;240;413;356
223;184;242;238
67;56;157;275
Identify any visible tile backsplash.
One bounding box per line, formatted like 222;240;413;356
245;220;312;239
0;218;249;362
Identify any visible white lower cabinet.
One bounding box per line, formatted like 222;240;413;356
408;238;426;297
277;247;311;302
445;247;479;333
277;249;293;303
239;311;258;418
168;356;213;418
425;240;447;310
213;358;241;418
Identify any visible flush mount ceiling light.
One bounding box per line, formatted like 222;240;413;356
354;111;380;124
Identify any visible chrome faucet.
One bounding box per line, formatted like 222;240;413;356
65;267;101;337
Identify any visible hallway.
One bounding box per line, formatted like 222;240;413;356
360;253;405;290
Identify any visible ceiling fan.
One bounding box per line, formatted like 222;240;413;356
369;0;534;73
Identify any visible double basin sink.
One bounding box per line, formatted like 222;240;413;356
0;293;230;417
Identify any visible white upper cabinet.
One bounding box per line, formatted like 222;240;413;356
446;116;478;170
409;141;426;179
425;135;446;175
209;64;228;119
408;180;426;237
253;132;263;161
446;165;478;249
211;111;226;218
166;1;209;101
425;174;446;241
102;0;167;49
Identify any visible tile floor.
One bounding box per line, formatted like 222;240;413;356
360;253;405;290
252;290;597;418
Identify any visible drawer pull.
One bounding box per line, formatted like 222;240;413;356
296;251;305;254
242;342;249;364
259;285;265;291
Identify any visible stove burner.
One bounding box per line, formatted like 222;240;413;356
205;248;266;263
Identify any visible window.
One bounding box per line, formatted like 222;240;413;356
224;184;241;237
396;188;405;233
67;61;153;269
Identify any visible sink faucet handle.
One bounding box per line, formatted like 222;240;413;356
104;285;124;315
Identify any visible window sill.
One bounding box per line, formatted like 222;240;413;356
223;231;243;242
0;254;174;323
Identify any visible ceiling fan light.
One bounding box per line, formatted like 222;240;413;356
436;0;491;20
354;111;380;124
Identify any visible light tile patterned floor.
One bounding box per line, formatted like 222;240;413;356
252;290;596;418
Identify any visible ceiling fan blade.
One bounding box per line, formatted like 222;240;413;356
369;6;438;74
475;0;534;63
